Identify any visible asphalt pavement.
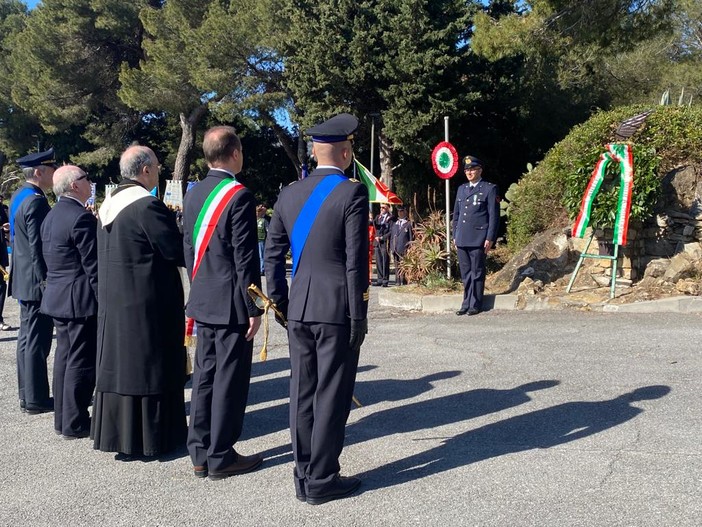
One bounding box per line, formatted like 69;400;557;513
0;292;699;526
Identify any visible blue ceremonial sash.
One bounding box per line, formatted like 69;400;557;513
9;187;41;241
290;174;345;276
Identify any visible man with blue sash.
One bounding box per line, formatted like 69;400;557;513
265;113;369;505
9;148;57;415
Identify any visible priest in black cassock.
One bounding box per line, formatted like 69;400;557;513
92;145;187;458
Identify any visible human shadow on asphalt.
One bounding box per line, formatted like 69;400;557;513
244;369;467;437
355;385;671;492
251;356;291;378
242;369;466;461
345;380;559;448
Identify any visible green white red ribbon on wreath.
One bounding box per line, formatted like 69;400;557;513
572;143;634;246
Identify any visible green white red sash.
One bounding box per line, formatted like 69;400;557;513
572;143;634;246
185;178;244;347
191;178;245;278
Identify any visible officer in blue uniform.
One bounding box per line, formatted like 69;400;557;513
452;155;499;316
265;113;369;505
9;148;57;414
41;165;98;438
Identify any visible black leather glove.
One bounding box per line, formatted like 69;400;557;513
349;318;368;354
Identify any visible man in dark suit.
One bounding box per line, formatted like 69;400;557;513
452;155;499;316
390;205;413;285
265;113;369;505
9;148;57;415
183;126;263;480
41;165;97;439
373;204;393;286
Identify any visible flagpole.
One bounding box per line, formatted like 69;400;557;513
444;116;451;280
369;113;379;212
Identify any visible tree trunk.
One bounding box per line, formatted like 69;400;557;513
173;104;208;182
260;110;300;178
379;130;394;191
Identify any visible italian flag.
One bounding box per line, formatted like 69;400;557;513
353;159;402;204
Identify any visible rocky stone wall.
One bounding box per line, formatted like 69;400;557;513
488;163;702;296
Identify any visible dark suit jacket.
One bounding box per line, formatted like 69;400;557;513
265;167;369;323
183;169;263;325
451;180;499;247
40;197;98;318
374;212;393;247
390;219;413;255
8;182;51;301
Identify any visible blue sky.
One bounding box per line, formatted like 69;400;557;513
26;0;40;8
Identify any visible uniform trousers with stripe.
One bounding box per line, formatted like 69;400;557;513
187;322;253;472
288;320;359;495
457;245;487;311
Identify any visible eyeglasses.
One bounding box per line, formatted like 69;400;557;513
76;174;89;182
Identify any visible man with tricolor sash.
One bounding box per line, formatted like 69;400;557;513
182;126;264;480
265;113;369;505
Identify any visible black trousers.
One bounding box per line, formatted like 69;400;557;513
16;300;54;408
187;322;253;472
287;320;359;496
457;245;486;311
53;316;96;436
375;243;390;285
0;278;6;323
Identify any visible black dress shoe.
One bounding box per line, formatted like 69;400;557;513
467;308;480;316
20;400;26;413
306;476;361;505
25;400;54;415
193;465;208;478
62;430;90;440
209;452;263;480
456;309;468;316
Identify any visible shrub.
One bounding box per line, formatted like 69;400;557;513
399;210;452;284
507;105;702;252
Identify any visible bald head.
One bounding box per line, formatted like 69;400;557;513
120;145;159;190
120;146;156;179
312;141;354;170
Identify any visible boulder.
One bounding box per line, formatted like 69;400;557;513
486;228;573;294
676;279;701;295
643;258;671;279
663;253;696;282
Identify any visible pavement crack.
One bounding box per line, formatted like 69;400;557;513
599;428;641;488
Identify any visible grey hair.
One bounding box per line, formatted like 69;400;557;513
22;167;36;179
53;166;85;196
120;146;154;180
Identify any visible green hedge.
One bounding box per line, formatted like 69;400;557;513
507;105;702;252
